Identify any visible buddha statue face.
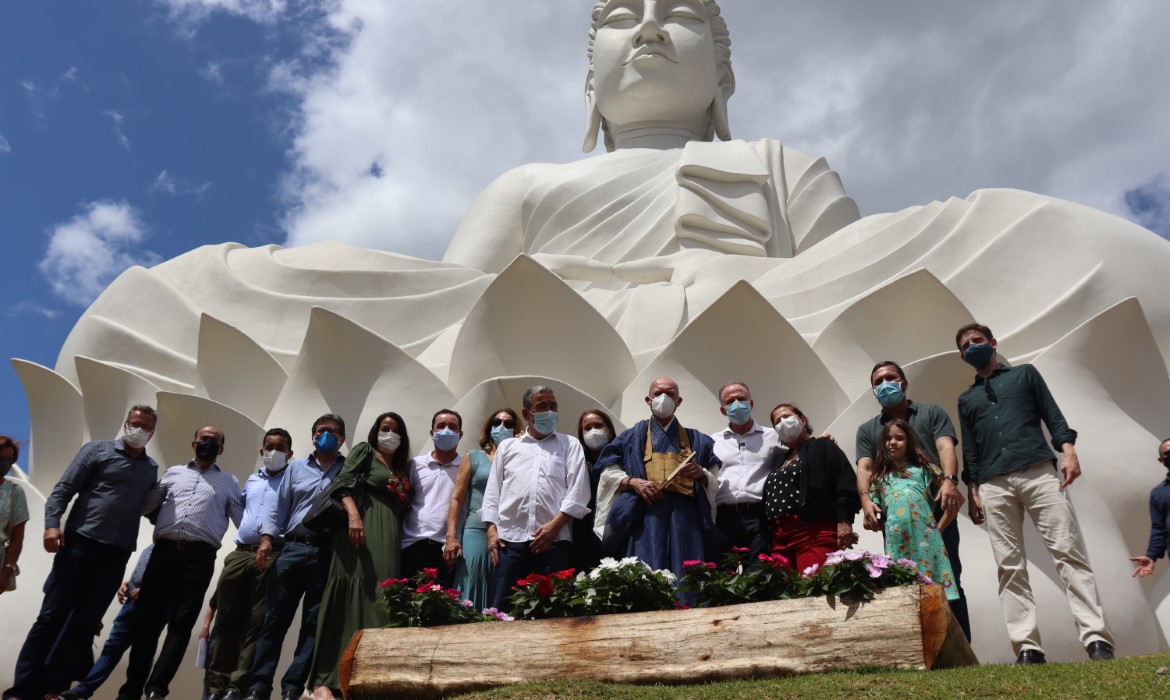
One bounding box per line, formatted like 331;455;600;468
585;0;734;150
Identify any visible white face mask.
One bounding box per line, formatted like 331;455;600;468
262;450;289;473
123;425;152;449
775;415;805;443
650;393;676;420
583;428;610;451
377;430;401;454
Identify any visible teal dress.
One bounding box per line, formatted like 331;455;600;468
452;450;494;610
871;465;959;600
309;442;407;690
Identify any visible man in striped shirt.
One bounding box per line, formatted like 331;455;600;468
117;425;243;700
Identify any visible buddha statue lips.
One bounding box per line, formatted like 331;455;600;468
16;0;1170;670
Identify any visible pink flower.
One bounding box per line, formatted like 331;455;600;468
802;563;820;576
460;599;474;608
824;552;845;566
377;577;409;588
731;546;750;554
864;563;883;578
895;558;918;569
421;567;439;578
843;550;866;561
682;560;703;568
869;553;891;569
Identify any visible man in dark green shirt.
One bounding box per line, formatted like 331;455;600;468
956;322;1114;665
855;360;969;641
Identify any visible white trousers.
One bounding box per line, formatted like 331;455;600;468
980;461;1112;655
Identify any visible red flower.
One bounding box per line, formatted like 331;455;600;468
682;559;703;568
673;601;690;609
537;577;554;597
421;567;439;579
552;568;576;580
377;577;409;588
731;546;750;554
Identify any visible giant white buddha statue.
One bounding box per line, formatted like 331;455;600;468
11;0;1170;673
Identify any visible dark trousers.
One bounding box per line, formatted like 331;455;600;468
940;518;972;641
490;540;572;612
401;539;455;587
206;549;268;695
716;503;770;561
249;540;329;697
4;533;130;699
119;538;216;698
71;598;139;697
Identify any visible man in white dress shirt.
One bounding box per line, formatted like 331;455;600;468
118;425;243;700
402;409;464;586
480;385;591;611
709;381;785;560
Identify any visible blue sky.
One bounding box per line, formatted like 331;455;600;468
2;0;1169;450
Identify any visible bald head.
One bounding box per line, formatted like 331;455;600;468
647;377;680;401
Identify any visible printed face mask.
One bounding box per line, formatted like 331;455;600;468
583;428;610;451
377;430;402;454
262;450;288;473
873;381;905;408
725;400;752;426
432;428;460;452
650;393;676;420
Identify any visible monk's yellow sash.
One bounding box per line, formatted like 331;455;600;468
643;422;695;496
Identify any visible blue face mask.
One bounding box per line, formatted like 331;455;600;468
725;400;752;426
873;381;905;408
490;425;513;445
314;430;340;453
532;410;558;435
963;342;995;369
432;427;461;452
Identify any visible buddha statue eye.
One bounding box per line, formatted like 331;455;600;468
600;4;640;28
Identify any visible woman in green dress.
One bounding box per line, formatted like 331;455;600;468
443;408;522;610
309;411;411;699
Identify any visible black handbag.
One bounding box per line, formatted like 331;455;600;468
302;448;373;535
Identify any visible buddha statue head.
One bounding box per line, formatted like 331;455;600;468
584;0;735;152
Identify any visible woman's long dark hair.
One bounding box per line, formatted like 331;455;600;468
478;407;522;451
366;412;410;474
872;418;935;483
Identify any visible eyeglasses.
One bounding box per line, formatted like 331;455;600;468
313;426;339;436
490;418;517;429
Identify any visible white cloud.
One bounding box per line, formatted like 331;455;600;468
157;0;287;34
39;201;162;305
167;1;1170;256
6;301;60;320
20;67;84;122
0;134;9;154
104;110;131;151
150;169;212;198
200;60;225;84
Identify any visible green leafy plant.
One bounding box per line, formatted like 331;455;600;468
574;557;678;615
678;547;801;607
507;568;582;619
378;567;489;628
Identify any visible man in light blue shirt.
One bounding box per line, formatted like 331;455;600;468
206;428;294;700
246;415;346;700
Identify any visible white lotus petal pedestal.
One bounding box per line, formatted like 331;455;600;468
340;585;976;698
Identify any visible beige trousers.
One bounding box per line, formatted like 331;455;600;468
980;461;1112;655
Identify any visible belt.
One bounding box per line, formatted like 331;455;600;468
157;538;216;553
284;534;326;546
719;502;764;513
234;543;270;553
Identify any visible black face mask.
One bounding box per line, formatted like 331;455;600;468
195;440;220;462
0;460;13;478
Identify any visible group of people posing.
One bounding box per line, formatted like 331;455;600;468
7;321;1170;700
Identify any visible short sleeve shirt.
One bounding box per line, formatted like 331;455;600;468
1;480;30;546
855;401;957;466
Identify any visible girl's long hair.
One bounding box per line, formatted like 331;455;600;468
872;418;936;483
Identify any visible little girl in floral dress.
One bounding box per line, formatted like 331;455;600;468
869;419;958;600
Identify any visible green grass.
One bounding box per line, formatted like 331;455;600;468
452;653;1170;700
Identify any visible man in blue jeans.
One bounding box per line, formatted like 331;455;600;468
64;545;155;699
246;415;346;700
4;406;159;700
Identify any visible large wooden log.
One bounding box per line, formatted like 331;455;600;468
341;585;977;699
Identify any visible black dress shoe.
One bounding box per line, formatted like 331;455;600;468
208;695;223;700
1016;649;1047;665
1087;640;1116;661
243;693;269;700
280;691;300;700
145;693;166;700
222;692;243;700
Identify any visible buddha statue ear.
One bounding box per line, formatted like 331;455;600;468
583;81;604;152
712;86;731;142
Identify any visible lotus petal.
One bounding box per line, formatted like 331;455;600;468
265;307;455;451
812;268;974;397
617;280;847;434
75;356;161;451
154;392;265;484
195;313;287;425
11;360;87;494
447;255;636;406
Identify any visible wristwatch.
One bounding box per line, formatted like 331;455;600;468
943;474;960;485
